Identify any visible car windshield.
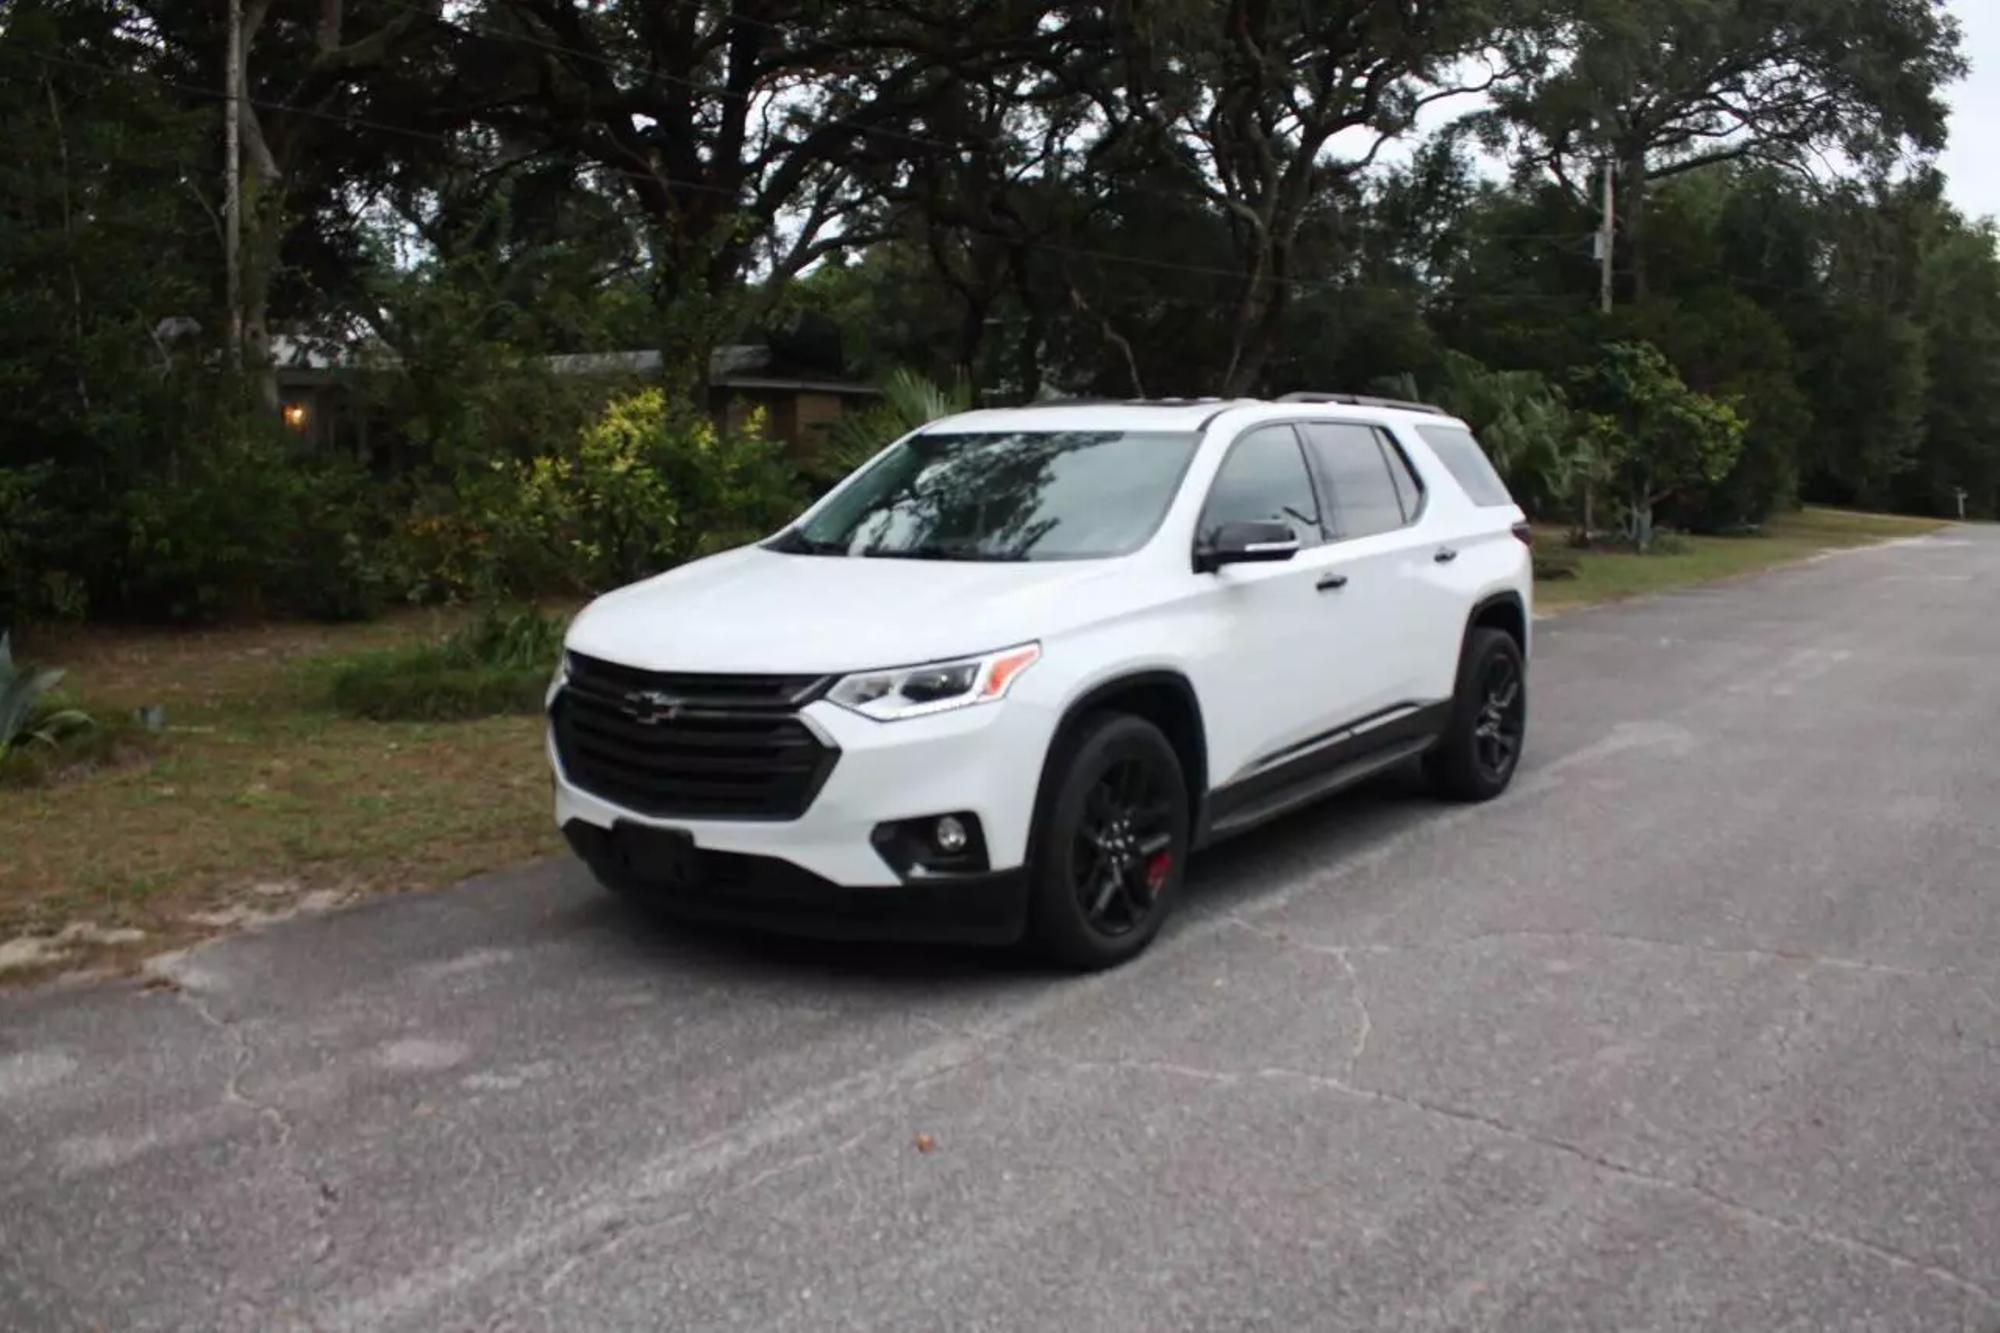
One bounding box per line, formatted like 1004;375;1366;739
770;430;1200;562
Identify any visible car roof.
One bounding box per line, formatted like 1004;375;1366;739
928;397;1468;437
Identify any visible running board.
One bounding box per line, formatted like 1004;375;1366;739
1202;736;1434;844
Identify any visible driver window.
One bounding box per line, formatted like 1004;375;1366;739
1200;426;1323;546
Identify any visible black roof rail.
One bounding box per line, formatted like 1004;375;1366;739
1276;391;1448;416
1009;395;1246;410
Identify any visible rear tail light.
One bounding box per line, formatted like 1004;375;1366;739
1511;521;1534;547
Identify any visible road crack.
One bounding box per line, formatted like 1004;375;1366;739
1016;1047;2000;1315
173;983;342;1265
1225;916;1372;1075
1228;916;2000;990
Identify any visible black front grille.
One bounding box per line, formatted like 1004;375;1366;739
553;654;838;820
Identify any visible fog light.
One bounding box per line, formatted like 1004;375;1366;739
934;815;969;854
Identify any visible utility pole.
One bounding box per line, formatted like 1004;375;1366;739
224;0;242;369
1598;156;1616;315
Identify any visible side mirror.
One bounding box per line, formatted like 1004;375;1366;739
1196;520;1301;573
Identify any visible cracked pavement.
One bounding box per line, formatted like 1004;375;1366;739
4;528;2000;1330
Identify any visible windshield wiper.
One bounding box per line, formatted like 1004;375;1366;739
866;545;1028;562
767;528;848;556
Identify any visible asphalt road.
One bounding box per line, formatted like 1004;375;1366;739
5;528;2000;1332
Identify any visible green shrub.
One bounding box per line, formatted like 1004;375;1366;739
328;654;550;721
1571;343;1746;553
327;604;562;721
387;389;802;602
0;632;93;760
0;465;59;623
0;711;150;787
819;369;972;487
441;603;565;671
0;633;133;784
114;426;394;622
523;388;799;588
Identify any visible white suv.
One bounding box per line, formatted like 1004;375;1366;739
549;395;1532;968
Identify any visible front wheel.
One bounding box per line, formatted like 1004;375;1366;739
1425;627;1527;802
1027;714;1191;970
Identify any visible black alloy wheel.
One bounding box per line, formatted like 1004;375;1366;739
1425;626;1528;802
1071;755;1178;938
1029;714;1190;969
1472;652;1525;782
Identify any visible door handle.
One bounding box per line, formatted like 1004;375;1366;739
1316;573;1349;592
1433;547;1459;564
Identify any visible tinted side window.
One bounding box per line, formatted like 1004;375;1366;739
1379;432;1425;521
1201;426;1322;545
1416;424;1513;508
1302;422;1407;539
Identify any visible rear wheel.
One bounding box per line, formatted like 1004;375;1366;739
1425;627;1526;802
1027;714;1190;970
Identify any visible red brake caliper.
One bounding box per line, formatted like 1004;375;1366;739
1144;853;1172;896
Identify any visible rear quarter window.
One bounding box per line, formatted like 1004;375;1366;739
1415;424;1514;508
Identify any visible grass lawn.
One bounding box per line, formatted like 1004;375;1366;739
1;611;560;980
1533;507;1948;612
0;506;1952;980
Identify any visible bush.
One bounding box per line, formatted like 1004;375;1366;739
1;632;93;760
328;655;550;722
386;388;802;602
442;603;565;671
1571;343;1746;553
526;388;799;589
0;465;57;625
819;369;971;487
112;425;394;622
327;604;562;721
0;632;145;785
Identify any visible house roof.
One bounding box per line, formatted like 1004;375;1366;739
545;345;877;394
150;319;879;397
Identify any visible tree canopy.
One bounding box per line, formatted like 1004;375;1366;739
0;0;1991;622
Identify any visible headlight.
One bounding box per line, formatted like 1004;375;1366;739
827;643;1041;721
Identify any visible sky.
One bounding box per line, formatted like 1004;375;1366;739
1944;0;2000;221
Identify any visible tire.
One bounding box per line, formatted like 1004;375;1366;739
1424;626;1527;802
1026;713;1192;970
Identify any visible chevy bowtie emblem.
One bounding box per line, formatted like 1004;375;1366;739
621;689;683;725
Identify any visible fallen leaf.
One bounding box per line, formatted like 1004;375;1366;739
913;1133;936;1154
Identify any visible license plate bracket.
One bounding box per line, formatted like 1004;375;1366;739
612;823;701;888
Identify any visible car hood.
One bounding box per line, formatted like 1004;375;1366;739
564;546;1129;674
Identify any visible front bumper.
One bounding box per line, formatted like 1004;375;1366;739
562;820;1028;944
550;692;1056;940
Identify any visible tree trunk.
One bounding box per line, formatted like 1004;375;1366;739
1631;491;1655;553
1220;238;1293;397
43;77;90;418
236;0;281;414
1012;264;1045;402
238;158;282;414
955;294;989;387
1622;149;1650;305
